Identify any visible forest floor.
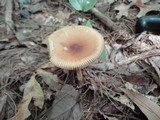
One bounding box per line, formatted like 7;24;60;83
0;0;160;120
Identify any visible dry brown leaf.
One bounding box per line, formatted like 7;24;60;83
124;74;149;86
31;13;47;25
149;34;160;48
134;0;145;7
55;9;70;20
149;58;160;79
38;62;56;69
106;0;115;4
122;88;160;120
36;69;58;82
10;73;44;120
0;95;7;120
150;56;160;69
114;3;131;19
113;94;135;110
29;74;44;108
47;85;82;120
36;69;61;91
115;0;159;19
147;84;158;93
137;4;160;17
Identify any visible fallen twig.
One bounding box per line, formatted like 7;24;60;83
90;8;121;31
117;49;160;65
5;0;14;34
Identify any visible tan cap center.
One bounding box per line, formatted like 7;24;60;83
48;25;104;69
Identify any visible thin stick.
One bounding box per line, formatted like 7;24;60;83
90;8;121;31
117;49;160;66
5;0;14;34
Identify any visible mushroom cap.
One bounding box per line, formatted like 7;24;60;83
48;25;104;69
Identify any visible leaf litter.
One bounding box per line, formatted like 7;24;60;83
0;94;7;120
122;88;160;120
0;0;160;120
9;73;44;120
46;85;83;120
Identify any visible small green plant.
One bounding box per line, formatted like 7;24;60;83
85;20;92;27
69;0;96;12
101;49;107;61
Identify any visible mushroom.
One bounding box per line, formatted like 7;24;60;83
47;25;104;83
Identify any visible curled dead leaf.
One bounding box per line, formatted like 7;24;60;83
122;88;160;120
9;73;44;120
36;69;61;91
47;85;82;120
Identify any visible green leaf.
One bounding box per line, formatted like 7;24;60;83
101;49;107;61
69;0;82;11
85;20;92;28
69;0;97;12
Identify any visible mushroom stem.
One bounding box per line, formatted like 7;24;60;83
76;68;83;83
